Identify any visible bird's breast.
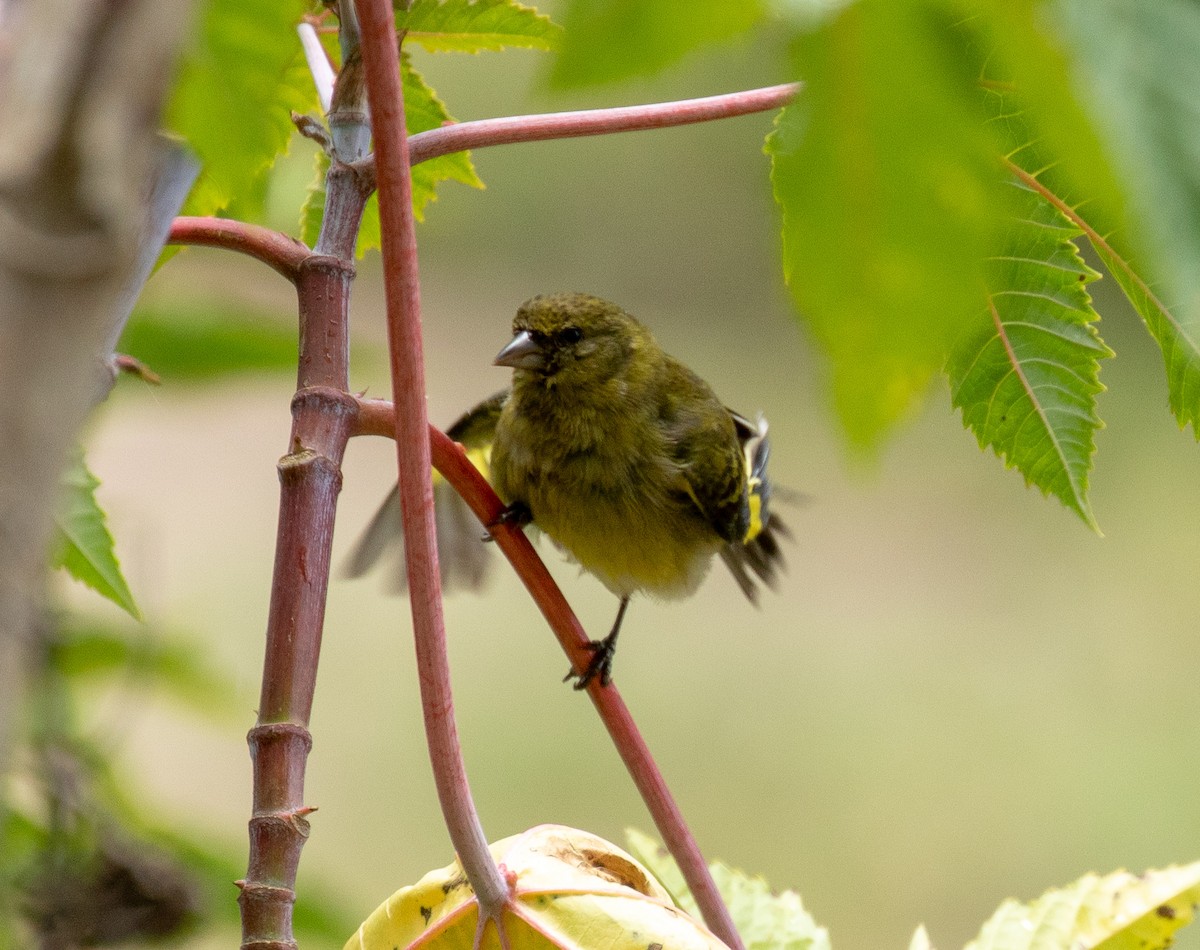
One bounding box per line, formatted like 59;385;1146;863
491;402;719;598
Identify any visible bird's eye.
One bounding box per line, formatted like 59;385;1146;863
561;326;583;344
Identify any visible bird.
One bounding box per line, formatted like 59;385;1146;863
347;292;788;688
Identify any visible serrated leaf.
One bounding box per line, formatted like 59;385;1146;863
1057;0;1200;437
966;862;1200;950
626;829;832;950
52;454;140;620
168;0;316;218
403;54;484;201
301;57;481;254
400;0;562;54
1088;235;1200;438
550;0;760;86
947;177;1110;529
963;1;1129;238
766;0;1009;447
1003;160;1200;447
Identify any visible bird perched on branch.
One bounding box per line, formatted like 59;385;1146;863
347;292;789;688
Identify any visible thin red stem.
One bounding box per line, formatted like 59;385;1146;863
353;399;746;950
168;217;310;283
353;0;509;923
352;83;800;186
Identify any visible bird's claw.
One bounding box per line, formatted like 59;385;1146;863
483;501;532;541
563;637;615;690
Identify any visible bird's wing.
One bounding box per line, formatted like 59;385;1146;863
445;389;509;464
343;389;509;589
660;366;751;547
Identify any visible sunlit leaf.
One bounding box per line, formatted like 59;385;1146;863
168;0;316;217
626;829;832;950
766;0;1008;446
551;0;761;86
52;455;140;620
347;826;726;949
946;176;1110;529
966;862;1200;950
400;0;561;53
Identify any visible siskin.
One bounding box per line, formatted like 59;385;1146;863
348;292;789;688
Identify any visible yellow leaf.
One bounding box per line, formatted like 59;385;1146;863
345;825;730;950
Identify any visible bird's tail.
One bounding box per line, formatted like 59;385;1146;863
720;413;791;603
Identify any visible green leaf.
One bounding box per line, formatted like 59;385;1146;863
51;623;241;722
710;864;833;950
301;56;482;254
766;0;1010;447
52;454;140;620
946;176;1110;530
965;1;1129;238
965;862;1200;950
625;828;691;909
118;304;299;381
625;829;832;950
772;0;856;31
168;0;317;218
1057;0;1200;437
402;55;485;206
400;0;562;53
1088;235;1200;437
550;0;761;86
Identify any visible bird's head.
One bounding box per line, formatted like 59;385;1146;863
495;293;652;389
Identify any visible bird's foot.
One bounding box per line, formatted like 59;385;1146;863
483;501;532;541
563;634;617;691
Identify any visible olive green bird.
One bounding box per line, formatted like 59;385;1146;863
347;293;788;688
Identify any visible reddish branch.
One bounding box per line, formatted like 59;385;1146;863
168;217;310;283
353;0;511;928
229;196;358;950
354;399;746;950
164;46;795;950
239;264;355;948
358;83;800;186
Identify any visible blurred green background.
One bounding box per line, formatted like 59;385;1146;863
66;21;1200;950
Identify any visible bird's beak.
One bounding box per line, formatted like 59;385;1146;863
494;330;545;370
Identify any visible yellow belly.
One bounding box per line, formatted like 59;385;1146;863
526;482;719;599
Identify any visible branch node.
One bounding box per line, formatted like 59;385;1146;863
247;722;314;755
296;253;356;280
292;111;333;153
237;882;296;906
250;811;313;841
290;385;359;422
